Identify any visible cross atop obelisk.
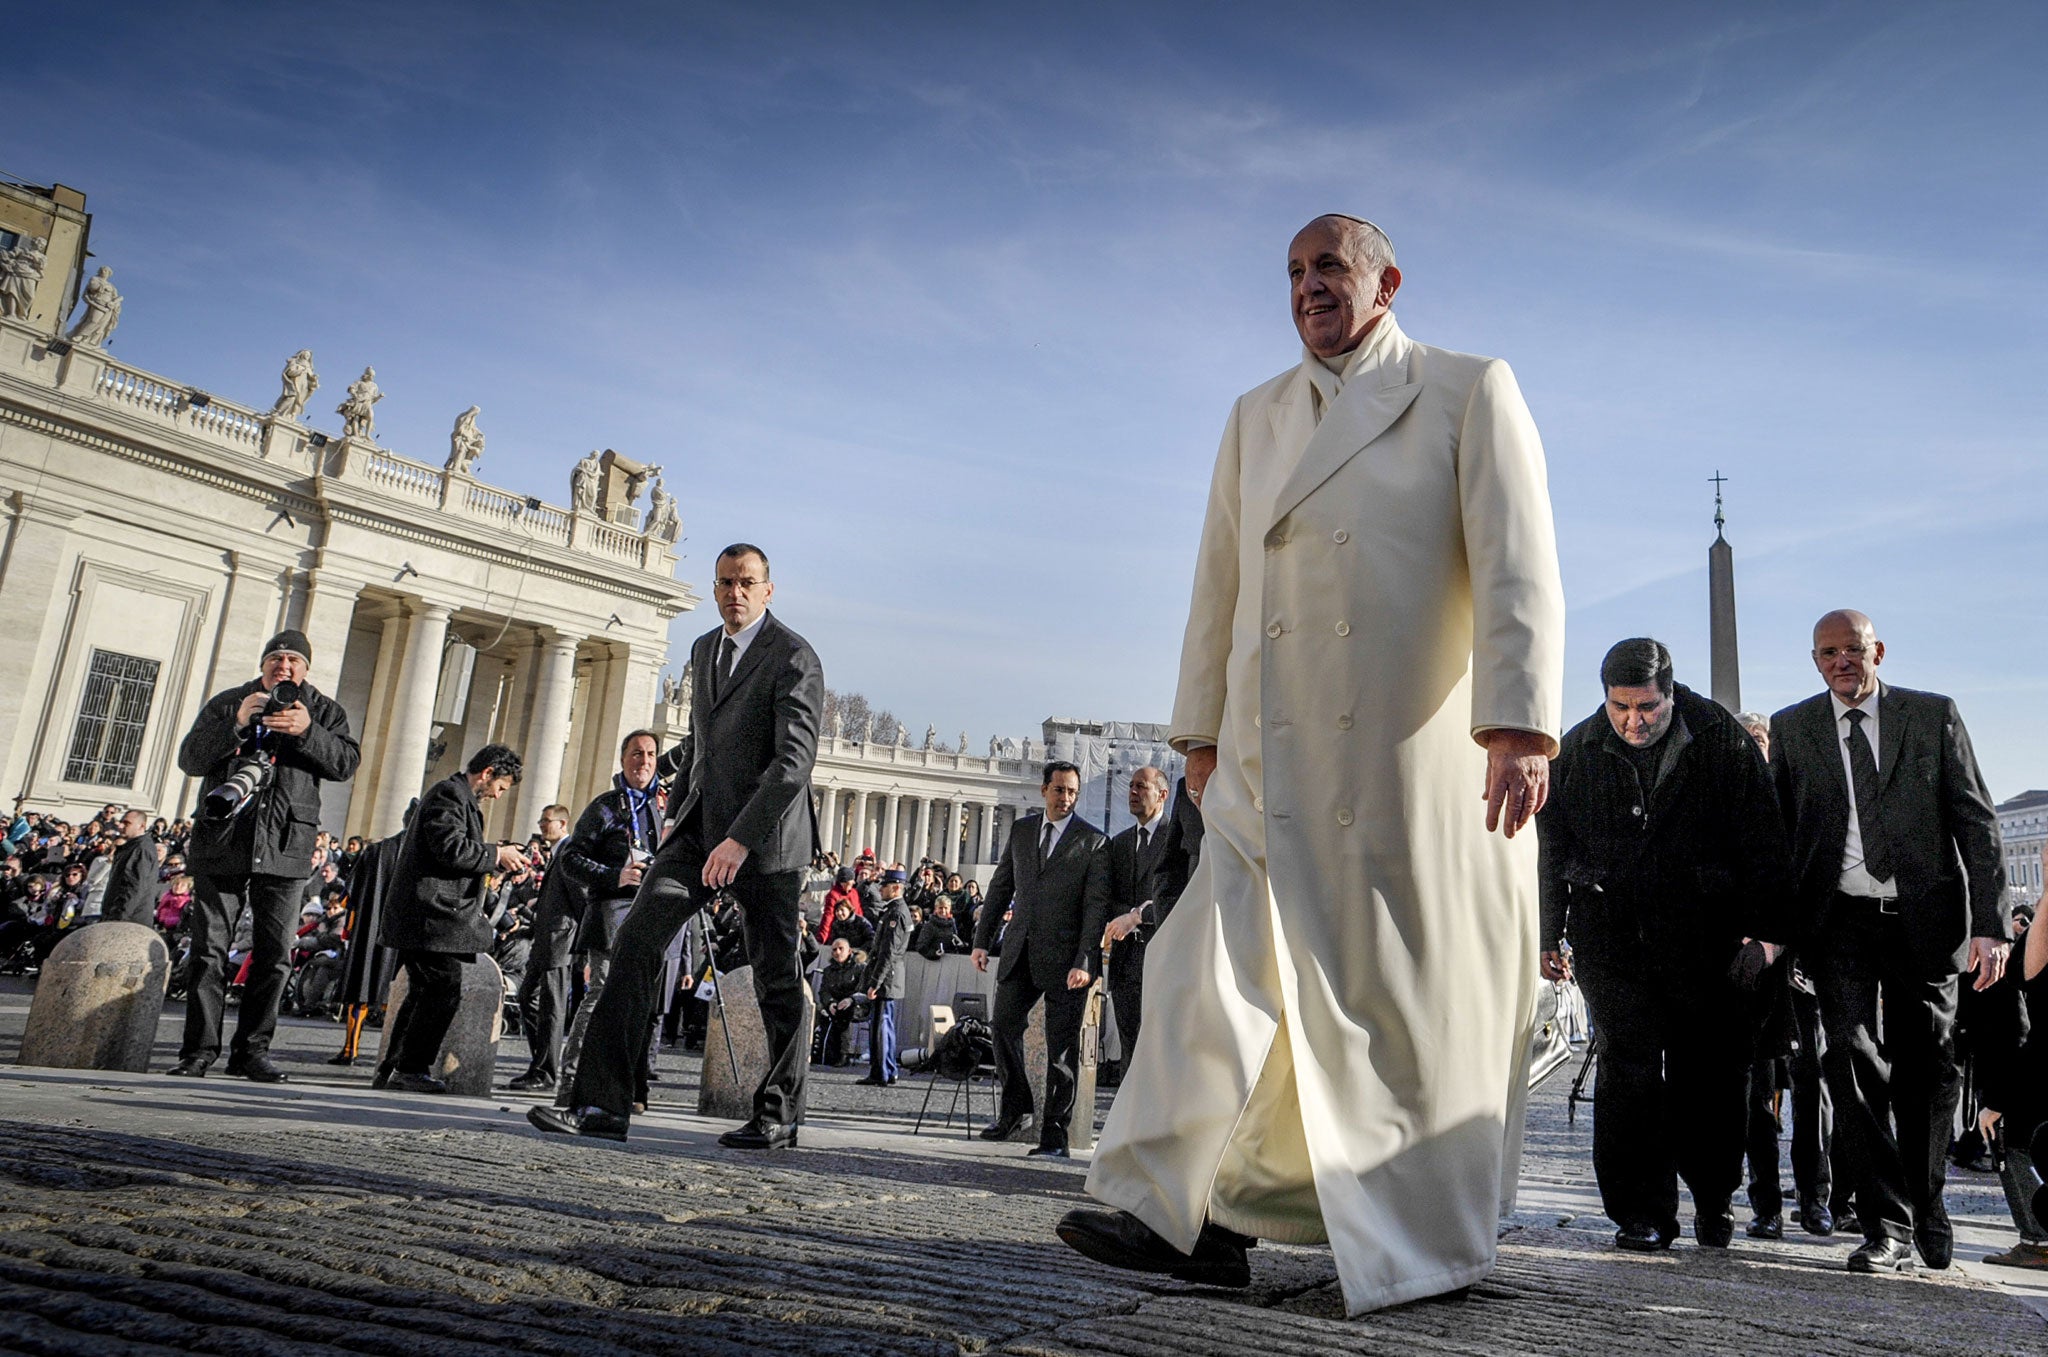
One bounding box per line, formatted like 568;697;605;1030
1707;471;1741;710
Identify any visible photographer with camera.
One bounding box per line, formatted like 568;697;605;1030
169;630;359;1082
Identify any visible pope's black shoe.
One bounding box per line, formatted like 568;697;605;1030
718;1117;799;1150
1614;1222;1677;1252
978;1113;1034;1142
1746;1214;1783;1240
166;1056;211;1078
527;1103;629;1142
1056;1207;1253;1288
1695;1207;1735;1248
1847;1236;1915;1273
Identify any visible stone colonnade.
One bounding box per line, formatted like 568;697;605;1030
809;737;1043;875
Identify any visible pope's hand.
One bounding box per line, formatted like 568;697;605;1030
1480;729;1550;838
1184;746;1217;805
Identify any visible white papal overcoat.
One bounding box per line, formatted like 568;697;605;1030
1087;315;1565;1314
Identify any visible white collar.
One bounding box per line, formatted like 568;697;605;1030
1829;687;1879;721
720;610;768;658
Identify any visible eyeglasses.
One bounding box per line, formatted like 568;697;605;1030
1814;645;1871;662
713;576;765;593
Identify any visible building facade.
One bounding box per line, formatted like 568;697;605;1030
1996;788;2048;913
0;182;696;845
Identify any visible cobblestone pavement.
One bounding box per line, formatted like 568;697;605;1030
1;979;2043;1354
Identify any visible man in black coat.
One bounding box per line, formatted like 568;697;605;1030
375;745;529;1093
534;543;824;1148
99;808;162;925
1538;638;1792;1252
543;731;667;1106
170;629;360;1083
858;868;914;1086
1771;609;2008;1273
1099;766;1187;1080
973;760;1112;1156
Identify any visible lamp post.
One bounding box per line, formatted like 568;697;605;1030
1102;740;1119;831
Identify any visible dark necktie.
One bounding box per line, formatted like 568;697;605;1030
1844;709;1894;883
1041;820;1056;860
714;636;736;698
1138;826;1151;856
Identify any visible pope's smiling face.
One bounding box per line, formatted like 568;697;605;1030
1287;218;1401;359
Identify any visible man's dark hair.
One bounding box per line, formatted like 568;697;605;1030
717;542;771;580
1599;638;1675;696
1042;759;1082;787
466;744;524;782
620;728;659;759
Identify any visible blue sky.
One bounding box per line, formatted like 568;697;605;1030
11;2;2046;797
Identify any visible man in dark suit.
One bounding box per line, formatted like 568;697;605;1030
533;543;824;1148
973;760;1112;1156
1772;609;2008;1273
376;744;530;1093
98;808;162;925
858;867;914;1086
1101;767;1178;1080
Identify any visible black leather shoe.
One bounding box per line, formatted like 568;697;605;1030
234;1053;289;1083
1835;1206;1860;1236
389;1071;448;1094
718;1118;799;1150
324;1053;356;1067
1027;1144;1070;1158
1614;1223;1677;1252
526;1104;629;1142
166;1056;211;1078
1847;1236;1914;1273
1746;1214;1783;1240
1696;1206;1735;1248
978;1113;1034;1142
1798;1198;1834;1237
507;1071;555;1093
1056;1207;1252;1288
1913;1202;1953;1270
854;1075;888;1086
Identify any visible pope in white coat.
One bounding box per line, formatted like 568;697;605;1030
1060;215;1566;1314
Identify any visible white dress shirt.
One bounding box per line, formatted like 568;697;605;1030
1831;688;1893;898
1040;812;1072;858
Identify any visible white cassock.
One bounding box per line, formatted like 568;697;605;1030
1087;313;1565;1314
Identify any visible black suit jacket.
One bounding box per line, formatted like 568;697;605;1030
670;611;823;876
379;773;496;954
1772;682;2006;974
975;812;1112;990
100;834;161;925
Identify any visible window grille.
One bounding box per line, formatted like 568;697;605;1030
62;650;161;786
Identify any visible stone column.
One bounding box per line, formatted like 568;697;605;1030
935;799;957;872
344;608;409;840
976;802;997;865
819;786;840;860
912;798;933;867
0;493;80;798
370;601;450;837
849;790;870;859
880;793;902;866
515;631;581;834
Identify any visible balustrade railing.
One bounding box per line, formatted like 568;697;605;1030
23;331;669;573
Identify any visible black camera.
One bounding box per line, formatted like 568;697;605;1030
200;681;301;821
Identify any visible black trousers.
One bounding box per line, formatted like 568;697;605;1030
517;962;570;1078
385;950;467;1075
180;872;301;1062
992;953;1089;1150
569;827;809;1126
1576;949;1758;1233
1108;940;1144;1078
1811;899;1961;1245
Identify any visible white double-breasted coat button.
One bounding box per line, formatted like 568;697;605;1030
1254;795;1265;813
1266;621;1282;638
1337;809;1355;826
1335;621;1351;637
1333;530;1349;544
1336;714;1353;730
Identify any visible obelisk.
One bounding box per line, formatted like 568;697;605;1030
1707;471;1741;711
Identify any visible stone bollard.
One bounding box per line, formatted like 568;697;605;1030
374;954;505;1095
18;922;171;1073
699;965;816;1121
